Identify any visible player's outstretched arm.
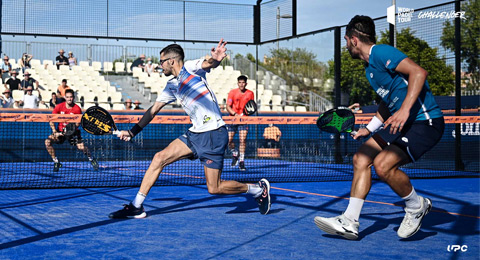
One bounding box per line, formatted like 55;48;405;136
202;38;228;70
117;101;166;141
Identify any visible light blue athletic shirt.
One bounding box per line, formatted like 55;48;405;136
365;44;443;121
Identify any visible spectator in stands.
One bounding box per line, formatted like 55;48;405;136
263;124;282;149
57;79;70;98
0;89;15;108
124;98;134;110
5;70;21;91
21;71;39;90
133;100;142;110
56;49;69;69
68;51;77;67
19;53;33;72
130;54;145;71
1;56;12;84
348;103;362;113
49;92;63;109
144;58;155;76
19;86;41;109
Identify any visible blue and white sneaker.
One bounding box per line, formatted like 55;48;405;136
256;178;271;215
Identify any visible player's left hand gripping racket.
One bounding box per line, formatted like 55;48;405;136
81;106;120;136
316;106;356;135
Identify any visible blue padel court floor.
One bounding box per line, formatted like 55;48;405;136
0;178;478;260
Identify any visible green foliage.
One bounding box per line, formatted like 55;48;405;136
379;28;455;96
441;0;480;90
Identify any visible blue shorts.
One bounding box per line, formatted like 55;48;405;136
227;124;249;132
373;117;445;162
178;126;228;170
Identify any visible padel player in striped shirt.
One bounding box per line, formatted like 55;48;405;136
109;40;271;218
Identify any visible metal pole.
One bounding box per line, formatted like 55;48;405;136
454;0;464;170
276;7;280;50
334;26;342;163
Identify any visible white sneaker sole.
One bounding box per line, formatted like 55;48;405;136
127;212;147;219
260;178;271;215
314;217;358;240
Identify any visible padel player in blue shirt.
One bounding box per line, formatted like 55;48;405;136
315;15;444;240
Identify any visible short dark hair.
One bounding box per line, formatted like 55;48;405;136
62;79;67;83
51;92;56;95
237;75;248;82
65;89;74;96
346;15;376;44
160;44;184;62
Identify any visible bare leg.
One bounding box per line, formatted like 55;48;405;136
373;145;413;197
204;166;248;194
139;139;193;195
350;138;382;199
227;131;236;151
45;135;58;160
238;130;248;157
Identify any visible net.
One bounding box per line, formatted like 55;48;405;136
0;112;478;189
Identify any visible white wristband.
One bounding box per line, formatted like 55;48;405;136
366;116;383;133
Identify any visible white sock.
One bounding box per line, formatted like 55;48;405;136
344;197;364;222
403;187;421;210
132;191;146;208
52;157;58;163
246;184;262;198
231;149;238;157
239;153;245;161
88;156;93;161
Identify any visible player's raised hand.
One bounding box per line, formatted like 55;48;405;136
116;130;132;142
211;38;228;62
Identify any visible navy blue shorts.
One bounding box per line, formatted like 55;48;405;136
227;124;249;133
178;126;228;170
373;117;445;162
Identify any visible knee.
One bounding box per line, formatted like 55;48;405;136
353;152;372;170
153;151;168;168
45;138;51;147
373;159;394;180
207;185;222;195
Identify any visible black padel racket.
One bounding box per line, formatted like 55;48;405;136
316;106;356;135
81;106;120;136
243;100;257;116
62;123;78;137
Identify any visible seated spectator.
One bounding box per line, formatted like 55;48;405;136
57;79;70;98
0;89;15;108
19;53;33;72
56;49;69;69
68;51;77;67
348;103;362;113
144;58;156;76
21;71;39;90
263;124;282;148
1;56;12;84
19;86;41;109
130;54;145;71
49;92;64;109
133;100;142;110
124;98;134;110
5;70;21;91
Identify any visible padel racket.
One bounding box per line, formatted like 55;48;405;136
316;106;356;135
81;106;120;136
62;123;78;137
243;100;257;116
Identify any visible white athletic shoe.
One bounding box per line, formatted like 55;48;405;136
314;214;359;240
397;196;432;238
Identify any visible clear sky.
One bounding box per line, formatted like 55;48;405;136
0;0;457;63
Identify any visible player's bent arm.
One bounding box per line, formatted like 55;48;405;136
201;57;221;71
226;104;236;116
49;122;57;133
394;58;428;114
